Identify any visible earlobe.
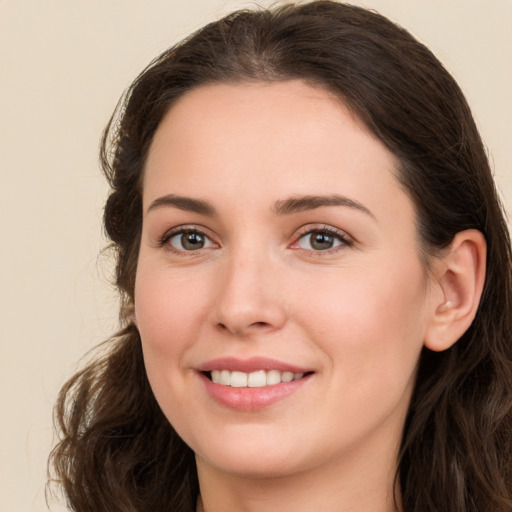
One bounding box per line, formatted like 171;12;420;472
424;229;486;352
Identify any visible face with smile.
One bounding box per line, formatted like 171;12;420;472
134;80;436;482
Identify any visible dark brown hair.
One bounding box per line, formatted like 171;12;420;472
49;2;512;511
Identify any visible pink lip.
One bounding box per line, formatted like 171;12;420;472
197;356;310;373
196;357;314;411
199;373;312;411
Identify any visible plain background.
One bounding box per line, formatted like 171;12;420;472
1;1;511;510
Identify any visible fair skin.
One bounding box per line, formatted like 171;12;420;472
134;80;486;512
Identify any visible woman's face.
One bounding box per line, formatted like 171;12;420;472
135;81;435;480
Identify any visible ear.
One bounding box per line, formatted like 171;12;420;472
424;229;486;352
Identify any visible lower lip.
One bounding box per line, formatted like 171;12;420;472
199;372;312;411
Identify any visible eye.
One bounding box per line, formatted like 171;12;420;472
295;227;351;252
166;229;216;251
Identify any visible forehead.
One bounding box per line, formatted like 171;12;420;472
143;80;410;224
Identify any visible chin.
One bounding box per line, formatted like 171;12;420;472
198;449;306;480
191;424;312;479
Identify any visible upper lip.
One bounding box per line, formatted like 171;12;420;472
196;357;311;374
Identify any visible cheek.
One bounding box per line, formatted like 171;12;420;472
135;265;207;348
294;258;428;390
133;265;210;404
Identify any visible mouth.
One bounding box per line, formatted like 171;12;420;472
203;369;313;388
197;357;314;410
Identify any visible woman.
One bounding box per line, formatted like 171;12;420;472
49;1;512;511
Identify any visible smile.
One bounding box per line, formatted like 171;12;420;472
197;357;314;410
209;369;305;388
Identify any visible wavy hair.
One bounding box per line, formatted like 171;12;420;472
49;2;512;511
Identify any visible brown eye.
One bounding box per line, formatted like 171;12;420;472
168;230;214;251
297;230;346;251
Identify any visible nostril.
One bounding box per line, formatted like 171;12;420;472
251;322;269;327
215;320;271;335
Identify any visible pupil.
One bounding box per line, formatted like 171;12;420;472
182;232;204;250
311;232;333;250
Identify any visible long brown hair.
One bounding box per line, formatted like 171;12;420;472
49;2;512;511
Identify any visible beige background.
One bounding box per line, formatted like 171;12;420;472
1;1;511;510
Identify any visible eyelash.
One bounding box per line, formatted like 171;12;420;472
292;225;353;254
158;225;353;255
158;225;217;254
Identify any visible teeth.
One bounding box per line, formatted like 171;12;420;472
230;371;248;388
281;371;294;382
209;369;306;388
266;369;281;385
248;370;266;388
219;370;231;385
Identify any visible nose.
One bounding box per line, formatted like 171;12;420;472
211;250;287;337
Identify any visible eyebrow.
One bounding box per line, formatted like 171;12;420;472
273;194;374;218
146;193;374;219
146;194;217;216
